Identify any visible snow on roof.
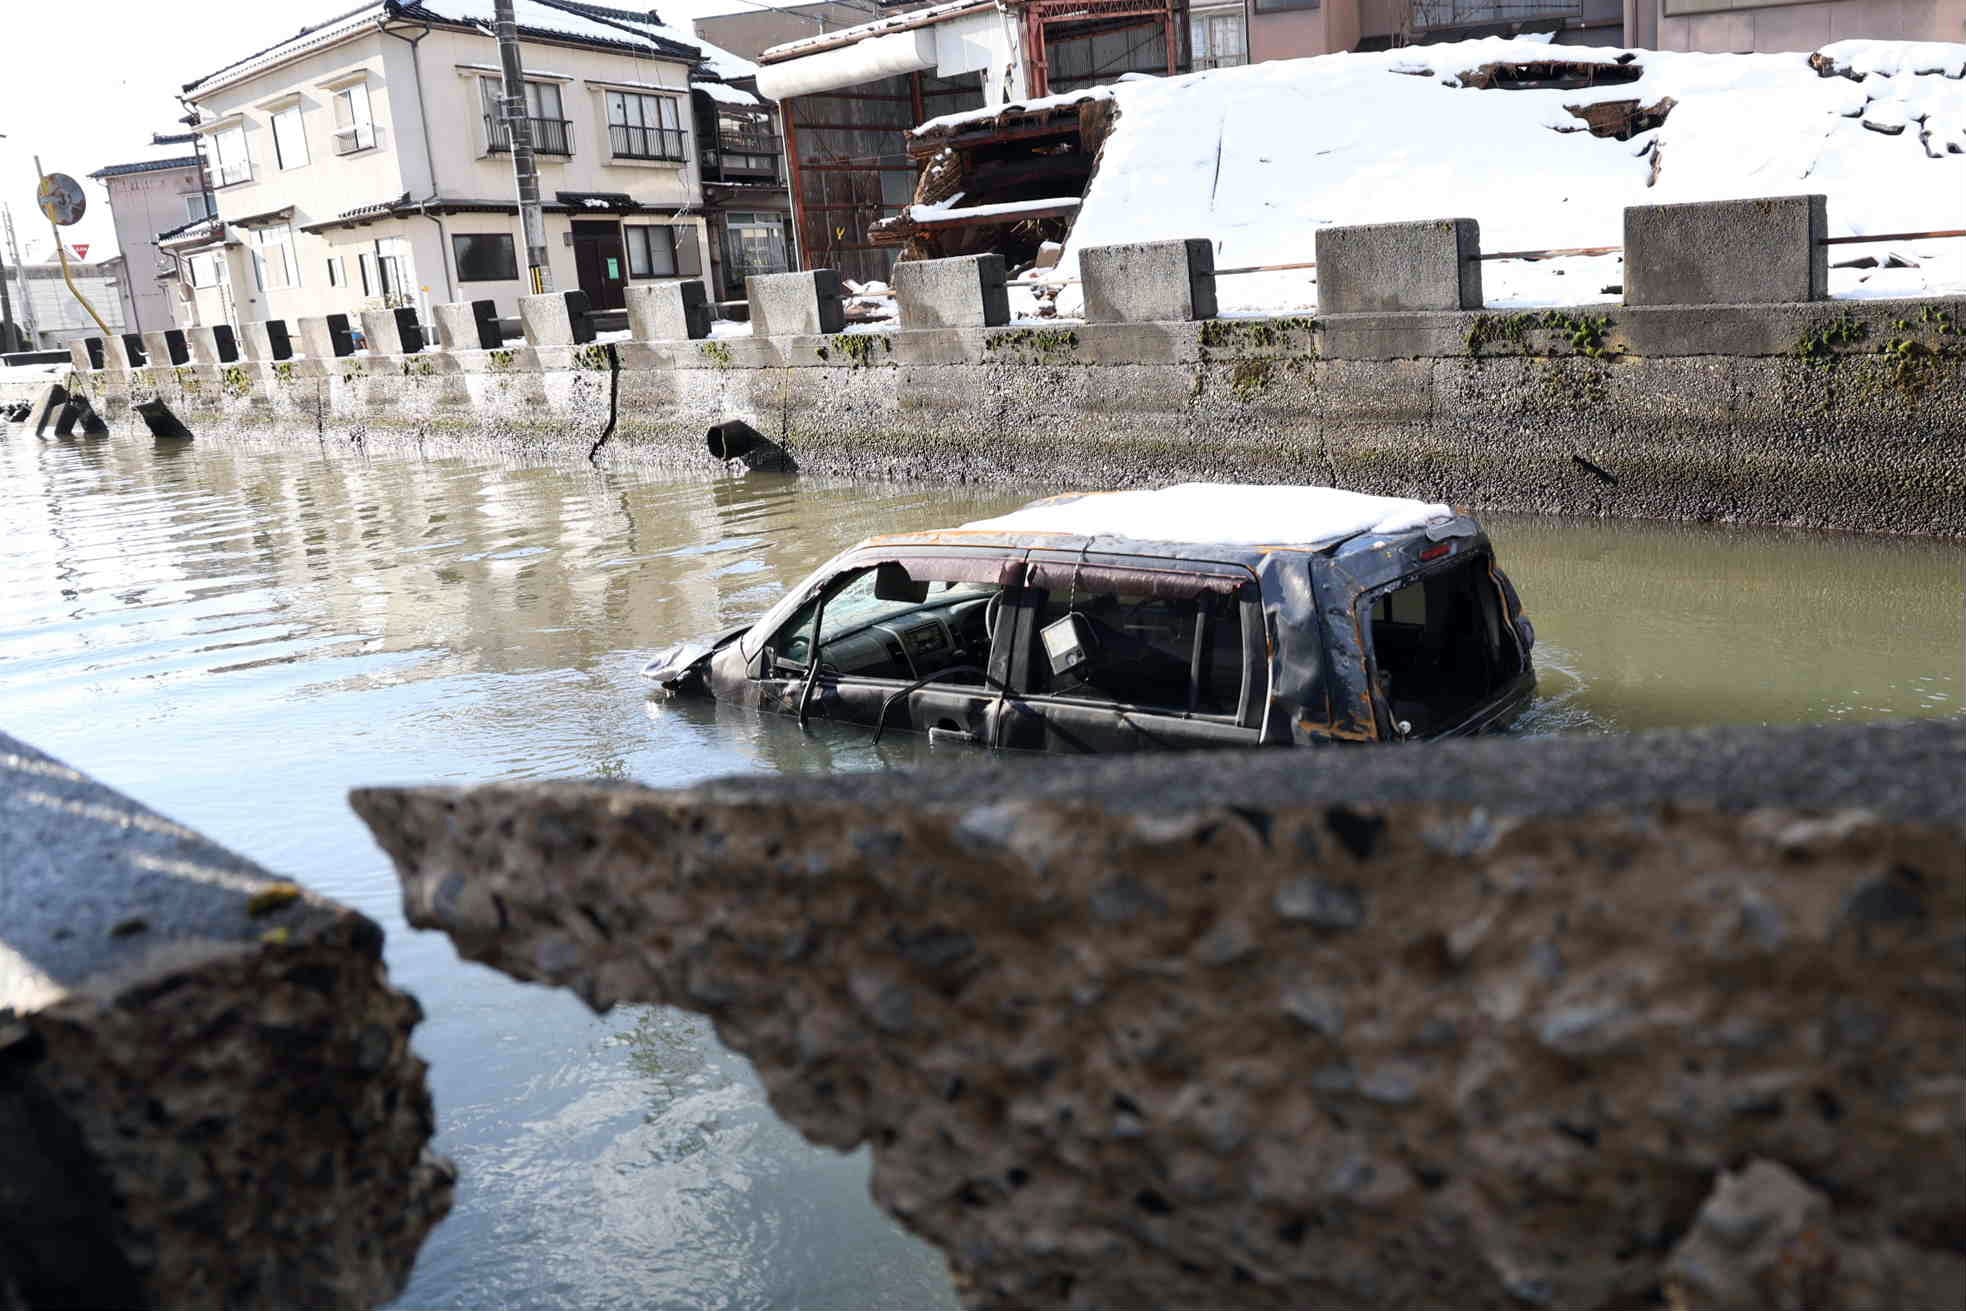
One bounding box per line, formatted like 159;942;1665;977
87;156;204;181
915;86;1112;135
960;484;1453;549
186;0;721;93
909;195;1081;222
760;0;993;64
1025;37;1966;315
696;79;762;106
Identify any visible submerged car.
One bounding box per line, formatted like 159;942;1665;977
642;484;1535;751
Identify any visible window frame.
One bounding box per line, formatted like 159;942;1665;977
332;82;377;155
271;103;310;170
183;193;212;222
606;89;686;162
1250;0;1318;11
451;231;520;283
624;224;677;279
208;124;251;188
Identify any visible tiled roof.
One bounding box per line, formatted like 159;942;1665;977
87;157;203;181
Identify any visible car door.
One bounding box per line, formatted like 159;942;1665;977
747;549;1025;744
996;551;1266;754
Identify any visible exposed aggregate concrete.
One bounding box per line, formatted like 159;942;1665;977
353;719;1966;1311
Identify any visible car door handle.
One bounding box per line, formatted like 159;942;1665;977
927;725;975;746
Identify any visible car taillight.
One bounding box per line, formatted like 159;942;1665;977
1419;542;1452;561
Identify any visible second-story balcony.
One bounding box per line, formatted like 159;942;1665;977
701;130;782;184
608;123;687;163
486;115;574;157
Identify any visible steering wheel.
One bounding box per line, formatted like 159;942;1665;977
984;591;1005;644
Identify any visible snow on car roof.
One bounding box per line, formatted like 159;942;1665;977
959;484;1453;549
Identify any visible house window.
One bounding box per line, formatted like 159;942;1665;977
185;252;224;288
606;90;684;161
722;212;788;290
357;243;412;302
252;224;298;291
327;255;346;287
452;232;519;282
333;82;376;155
183;193;212;222
625;224;676;278
482;78;572;154
1250;0;1317;10
209;124;251;187
271;104;310;169
1190;12;1247;69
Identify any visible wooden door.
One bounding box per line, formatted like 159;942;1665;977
570;221;627;311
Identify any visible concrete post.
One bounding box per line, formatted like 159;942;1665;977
1623;194;1828;306
142;330;191;367
241;319;293;362
297;315;355;359
434;301;501;351
747;270;846;337
625;279;712;341
1314;219;1484;314
894;255;1010;329
183;326;222;366
67;339;94;373
360;307;424;355
1081;239;1216;323
519;291;597;346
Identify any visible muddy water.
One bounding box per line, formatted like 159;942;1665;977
1;433;1958;1309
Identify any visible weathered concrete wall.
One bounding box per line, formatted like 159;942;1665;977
353;719;1966;1311
1;732;452;1309
32;293;1966;537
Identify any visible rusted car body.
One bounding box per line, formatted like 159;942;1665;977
642;485;1536;751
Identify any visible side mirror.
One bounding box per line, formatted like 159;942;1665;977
873;563;929;605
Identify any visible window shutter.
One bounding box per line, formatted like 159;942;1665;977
674;225;701;277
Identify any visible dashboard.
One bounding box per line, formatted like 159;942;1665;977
818;596;992;681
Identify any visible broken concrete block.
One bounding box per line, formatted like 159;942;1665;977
1624;194;1827;306
0;731;453;1309
894;254;1010;330
625;280;712;341
353;719;1966;1311
748;270;845;337
1315;219;1484;314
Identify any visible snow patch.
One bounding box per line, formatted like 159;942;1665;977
973;37;1966;314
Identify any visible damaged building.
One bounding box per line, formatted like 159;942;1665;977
752;0;1185;285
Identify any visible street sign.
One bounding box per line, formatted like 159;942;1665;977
37;173;85;227
71;243;89;259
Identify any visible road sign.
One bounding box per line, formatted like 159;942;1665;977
71;243;89;259
37;173;85;227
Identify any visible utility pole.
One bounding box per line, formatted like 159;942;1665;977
0;206;16;353
1;206;34;350
494;0;552;294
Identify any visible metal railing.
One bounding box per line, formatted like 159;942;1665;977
608;123;687;162
486;115;574;156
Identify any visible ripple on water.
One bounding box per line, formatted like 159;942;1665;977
3;435;1959;1309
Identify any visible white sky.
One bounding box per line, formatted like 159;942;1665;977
0;0;844;264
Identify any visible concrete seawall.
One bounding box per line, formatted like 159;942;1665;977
41;293;1966;537
353;719;1966;1311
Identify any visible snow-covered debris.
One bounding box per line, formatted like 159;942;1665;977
908;196;1082;223
914;38;1966;313
1812;39;1966;80
960;483;1453;548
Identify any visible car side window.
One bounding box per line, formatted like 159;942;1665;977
1028;588;1244;716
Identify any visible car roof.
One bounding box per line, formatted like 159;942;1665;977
862;484;1462;563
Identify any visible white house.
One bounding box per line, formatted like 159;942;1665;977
171;0;728;332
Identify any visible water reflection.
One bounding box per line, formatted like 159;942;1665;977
1;433;1959;1309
